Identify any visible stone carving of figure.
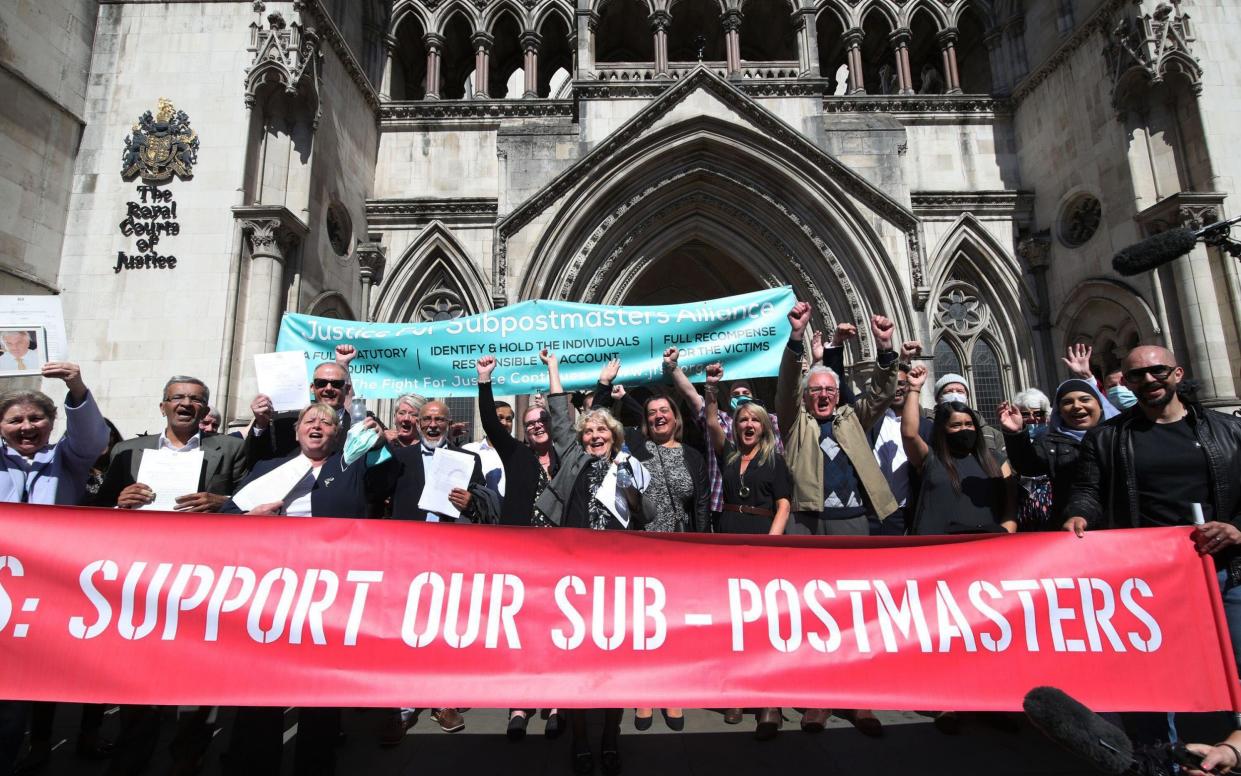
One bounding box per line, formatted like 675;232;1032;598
919;63;945;94
833;64;849;95
877;63;896;95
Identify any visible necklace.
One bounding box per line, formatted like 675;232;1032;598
737;449;757;499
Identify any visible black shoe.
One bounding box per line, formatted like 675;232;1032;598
661;709;684;732
601;748;622;776
571;746;593;775
633;713;652;731
544;711;564;739
507;713;528;742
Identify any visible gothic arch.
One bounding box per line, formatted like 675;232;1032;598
533;2;573;34
1056;279;1162;376
928;215;1036;401
901;0;948;31
307;291;355;320
433;2;480;35
669;0;727;13
514;117;916;358
592;0;655;14
482;1;530;36
372;222;491;324
814;1;849;31
856;0;899;31
389;0;432;38
948;0;996;28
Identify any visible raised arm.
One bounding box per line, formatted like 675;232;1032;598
540;348;564;395
663;347;703;415
702;362;727;456
997;401;1050;477
475;357;519;458
902;364;931;471
775;301;812;437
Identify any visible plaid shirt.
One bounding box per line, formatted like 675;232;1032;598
695;406;783;512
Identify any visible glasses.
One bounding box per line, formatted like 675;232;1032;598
313;378;348;389
1019;410;1046;419
806;386;839;396
164;394;207;406
1124;365;1175;382
524;419;546;428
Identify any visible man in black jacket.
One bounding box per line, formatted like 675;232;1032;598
1064;345;1241;672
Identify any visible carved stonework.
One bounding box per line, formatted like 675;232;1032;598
1103;0;1202;104
379;100;574;122
419;288;466;321
245;8;324;128
365;197;499;226
233;205;308;264
355;240;387;286
1058;194;1102;248
1017;231;1053;270
1133;191;1227;237
935;281;989;337
822;95;1012;114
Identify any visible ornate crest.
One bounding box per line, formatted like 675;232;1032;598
120;98;200;182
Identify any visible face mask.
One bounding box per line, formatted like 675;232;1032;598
1107;385;1138;409
342;422;385;467
939;392;968;406
730;395;753;412
1026;423;1046;439
945;429;977;455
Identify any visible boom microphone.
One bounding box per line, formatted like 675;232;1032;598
1112;227;1199;276
1024;687;1133;774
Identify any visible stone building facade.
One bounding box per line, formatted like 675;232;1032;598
2;0;1239;436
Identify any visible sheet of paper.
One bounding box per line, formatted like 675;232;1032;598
230;457;314;512
417;447;474;520
254;351;310;412
135;449;205;511
0;295;68;362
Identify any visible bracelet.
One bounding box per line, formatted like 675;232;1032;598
1216;742;1241;770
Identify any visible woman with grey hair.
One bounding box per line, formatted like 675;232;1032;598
0;361;107;775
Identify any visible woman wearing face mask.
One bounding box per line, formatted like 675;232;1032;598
902;367;1016;536
471;357;565;741
703;362;791;738
533;350;646;776
998;378;1120;530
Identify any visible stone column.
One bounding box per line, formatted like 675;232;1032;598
1006;18;1028;82
423;32;444;99
890;28;913;94
722;9;743;75
1017;231;1059;387
472;31;494;98
936;29;961;93
521;31;541;98
379;34;398;100
355;239;387;322
793;9;819;77
650;11;670;77
983;29;1007;93
232;206;308;382
843;29;864;93
576;9;597;77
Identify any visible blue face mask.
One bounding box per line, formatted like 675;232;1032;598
342;422;388;467
731;395;753;412
1107;385;1138;409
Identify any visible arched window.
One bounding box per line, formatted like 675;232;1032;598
970;339;1004;423
933;339;963;378
440;12;474;99
596;0;653;62
933;278;1009;424
669;0;724;62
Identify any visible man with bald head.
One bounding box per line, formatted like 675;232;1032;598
1065;345;1241;670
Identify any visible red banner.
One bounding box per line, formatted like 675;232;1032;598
0;505;1236;712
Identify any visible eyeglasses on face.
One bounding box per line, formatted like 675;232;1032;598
313;378;348;389
1019;410;1046;419
1124;365;1174;382
806;386;839;396
524;419;546;428
164;394;207;406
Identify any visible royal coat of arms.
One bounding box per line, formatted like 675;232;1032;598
120;98;200;182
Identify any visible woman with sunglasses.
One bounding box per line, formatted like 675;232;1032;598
472;356;565;740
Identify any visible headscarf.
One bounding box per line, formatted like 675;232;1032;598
1049;379;1121;442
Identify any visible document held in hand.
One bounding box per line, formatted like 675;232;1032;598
134;449;205;511
417;447;475;520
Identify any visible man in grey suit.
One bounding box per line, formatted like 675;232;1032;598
94;375;247;510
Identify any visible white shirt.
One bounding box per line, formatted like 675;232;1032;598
283;457;323;517
871;409;911;508
464;438;505;497
158;431;202;452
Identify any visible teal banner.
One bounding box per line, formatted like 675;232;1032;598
276;287;795;398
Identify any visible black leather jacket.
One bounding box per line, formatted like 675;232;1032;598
1065;402;1241;531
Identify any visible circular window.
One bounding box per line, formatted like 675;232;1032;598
1058;193;1102;248
325;201;352;257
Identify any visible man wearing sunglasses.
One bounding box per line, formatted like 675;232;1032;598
1065;345;1241;670
244;358;355;467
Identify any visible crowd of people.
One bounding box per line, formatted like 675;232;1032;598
1;299;1240;776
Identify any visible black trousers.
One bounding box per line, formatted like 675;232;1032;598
225;707;340;776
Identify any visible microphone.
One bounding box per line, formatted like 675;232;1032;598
1112;227;1199;276
1023;687;1133;775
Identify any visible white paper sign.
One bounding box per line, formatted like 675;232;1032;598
231;456;314;512
418;447;474;520
254;351;311;412
0;295;68;364
135;448;205;511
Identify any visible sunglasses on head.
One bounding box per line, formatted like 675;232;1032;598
313;378;347;389
1124;365;1174;382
